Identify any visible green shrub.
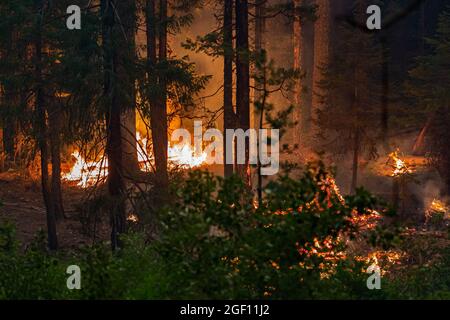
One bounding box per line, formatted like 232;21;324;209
0;225;67;299
153;161;388;299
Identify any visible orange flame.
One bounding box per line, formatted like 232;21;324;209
64;133;208;188
388;150;412;177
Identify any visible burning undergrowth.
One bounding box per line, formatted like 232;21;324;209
62;132;208;188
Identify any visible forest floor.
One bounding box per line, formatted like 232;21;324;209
0;170;109;250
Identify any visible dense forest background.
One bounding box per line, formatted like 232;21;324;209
0;0;449;299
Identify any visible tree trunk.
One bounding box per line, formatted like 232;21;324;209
2;112;16;163
121;96;140;177
120;2;140;178
148;0;169;201
223;0;235;178
255;0;265;204
294;0;315;141
235;0;250;183
312;0;331;139
34;0;58;250
350;2;363;194
351;127;360;194
49;103;65;221
293;0;302;142
102;0;127;250
381;34;390;151
1;27;17;164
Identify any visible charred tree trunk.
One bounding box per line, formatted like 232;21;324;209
102;0;127;250
34;0;58;251
49;103;65;221
235;0;250;183
223;0;235;178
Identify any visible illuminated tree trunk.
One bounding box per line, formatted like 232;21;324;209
235;0;250;183
312;0;331;137
294;0;315;141
223;0;235;178
120;4;140;178
121;88;140;178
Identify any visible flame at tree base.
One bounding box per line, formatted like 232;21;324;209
63;134;208;188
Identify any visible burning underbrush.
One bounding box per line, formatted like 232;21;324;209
62;133;208;188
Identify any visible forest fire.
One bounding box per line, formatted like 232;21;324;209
62;151;108;188
427;199;449;219
388;150;413;177
1;0;450;301
429;199;447;213
63;133;208;188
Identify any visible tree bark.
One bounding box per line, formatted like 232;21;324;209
1;27;17;164
49;103;65;221
102;0;127;250
351;127;360;194
223;0;235;178
235;0;250;183
312;0;331;139
120;2;140;178
148;0;169;200
34;0;58;250
294;0;315;141
255;0;266;204
2;110;16;163
121;93;140;177
293;0;302;142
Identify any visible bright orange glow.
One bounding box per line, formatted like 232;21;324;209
62;151;108;188
429;199;447;213
63;133;208;188
388;150;412;177
127;214;139;223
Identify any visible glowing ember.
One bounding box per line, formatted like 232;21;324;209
388;150;413;177
127;214;139;223
64;133;208;188
426;199;449;221
429;199;448;214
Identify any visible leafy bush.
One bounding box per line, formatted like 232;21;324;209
0;224;67;299
153;161;387;299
